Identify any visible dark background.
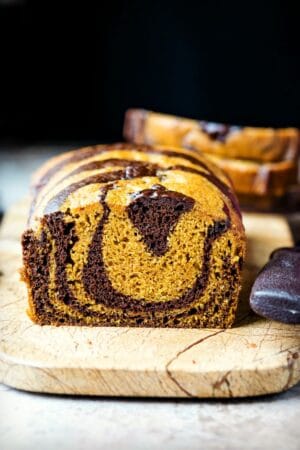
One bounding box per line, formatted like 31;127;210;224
0;0;299;144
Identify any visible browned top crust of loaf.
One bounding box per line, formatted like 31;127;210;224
29;143;243;225
123;109;299;163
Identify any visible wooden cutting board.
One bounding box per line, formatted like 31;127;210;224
0;200;299;398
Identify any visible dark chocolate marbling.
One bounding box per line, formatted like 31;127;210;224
127;185;195;256
199;121;241;142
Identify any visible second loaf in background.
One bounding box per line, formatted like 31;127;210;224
123;109;299;201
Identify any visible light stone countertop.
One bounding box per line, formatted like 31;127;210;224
0;145;299;450
1;383;300;450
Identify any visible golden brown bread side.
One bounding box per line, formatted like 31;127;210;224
22;143;245;328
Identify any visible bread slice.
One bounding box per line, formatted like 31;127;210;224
22;143;245;328
124;109;299;198
208;156;298;197
124;109;299;163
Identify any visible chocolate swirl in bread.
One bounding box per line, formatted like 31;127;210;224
22;144;245;328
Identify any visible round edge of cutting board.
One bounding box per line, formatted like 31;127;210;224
0;350;300;398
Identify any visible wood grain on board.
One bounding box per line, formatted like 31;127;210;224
0;199;299;398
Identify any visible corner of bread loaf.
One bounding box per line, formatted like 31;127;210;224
123;108;148;143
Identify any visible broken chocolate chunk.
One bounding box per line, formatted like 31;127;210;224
250;247;300;324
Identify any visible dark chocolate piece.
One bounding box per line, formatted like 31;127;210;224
250;247;300;324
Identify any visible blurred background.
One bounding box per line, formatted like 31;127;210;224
1;0;300;141
0;0;299;210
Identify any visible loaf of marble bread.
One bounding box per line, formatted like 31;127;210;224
124;109;299;163
124;110;299;201
21;143;246;328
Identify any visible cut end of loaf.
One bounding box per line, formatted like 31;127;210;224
22;144;246;328
123;109;148;144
